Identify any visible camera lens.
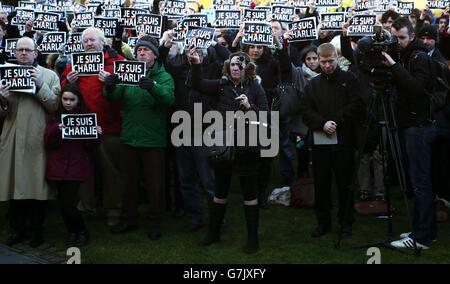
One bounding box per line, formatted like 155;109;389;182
239;56;245;62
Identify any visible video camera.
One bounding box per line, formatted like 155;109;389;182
356;26;398;70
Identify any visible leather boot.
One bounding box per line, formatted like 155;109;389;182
243;205;259;254
200;202;227;246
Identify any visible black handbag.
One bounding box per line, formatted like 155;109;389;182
206;129;235;167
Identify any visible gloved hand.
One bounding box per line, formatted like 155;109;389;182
104;74;119;91
139;77;155;92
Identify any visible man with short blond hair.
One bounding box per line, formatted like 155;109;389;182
300;43;365;238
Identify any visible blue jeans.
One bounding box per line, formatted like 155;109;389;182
279;117;295;185
401;122;437;245
176;146;215;225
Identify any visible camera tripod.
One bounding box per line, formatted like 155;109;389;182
334;78;421;256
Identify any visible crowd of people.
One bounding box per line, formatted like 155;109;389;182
0;0;449;255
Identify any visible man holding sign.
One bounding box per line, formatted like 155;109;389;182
0;36;61;248
61;27;125;226
103;36;175;240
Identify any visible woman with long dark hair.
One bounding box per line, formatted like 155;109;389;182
187;50;269;254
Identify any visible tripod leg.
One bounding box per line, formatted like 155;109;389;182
335;92;378;249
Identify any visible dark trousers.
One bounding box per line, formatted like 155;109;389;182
50;181;86;233
257;157;273;197
120;144;165;228
9;199;48;236
296;146;310;178
432;129;450;201
311;148;355;227
176;146;215;225
166;145;183;212
401;123;437;245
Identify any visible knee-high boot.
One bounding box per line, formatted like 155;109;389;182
200;202;227;246
244;204;259;254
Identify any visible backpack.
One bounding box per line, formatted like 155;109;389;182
290;177;315;208
409;51;450;117
271;64;306;117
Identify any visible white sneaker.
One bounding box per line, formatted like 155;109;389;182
400;232;437;242
390;237;429;249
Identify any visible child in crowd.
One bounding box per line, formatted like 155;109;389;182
44;84;102;248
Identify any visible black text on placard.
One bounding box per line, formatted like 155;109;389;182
38;32;66;54
316;0;340;7
185;26;215;49
215;10;241;29
173;22;187;42
242;21;273;46
242;8;268;22
0;65;35;93
12;8;34;26
320;12;346;31
397;1;414;15
71;52;104;75
94;17;119;38
347;15;376;36
33;11;60;31
136;14;163;38
185;14;208;27
61;113;98;139
427;0;449;9
65;33;84;54
73;12;94;28
355;0;378;12
214;0;236;10
163;0;187;18
120;8;148;28
271;6;295;23
288;17;318;42
114;61;147;85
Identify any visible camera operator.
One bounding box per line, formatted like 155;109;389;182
381;17;437;250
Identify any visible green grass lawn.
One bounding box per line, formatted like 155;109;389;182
1;181;449;264
1;155;449;264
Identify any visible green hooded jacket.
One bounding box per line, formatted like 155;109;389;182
106;61;175;147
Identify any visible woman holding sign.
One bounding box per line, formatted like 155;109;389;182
241;28;296;208
187;49;269;254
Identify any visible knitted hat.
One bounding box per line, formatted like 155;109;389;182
417;24;438;41
135;36;159;57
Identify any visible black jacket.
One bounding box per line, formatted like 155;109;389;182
300;67;366;150
390;39;433;129
191;64;268;114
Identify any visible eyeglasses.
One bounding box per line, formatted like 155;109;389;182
15;48;36;53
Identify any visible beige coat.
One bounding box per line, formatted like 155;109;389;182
0;65;60;201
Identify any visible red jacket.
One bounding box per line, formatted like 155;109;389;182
44;112;99;182
61;47;124;134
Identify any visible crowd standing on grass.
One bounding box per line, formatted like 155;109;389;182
0;0;449;254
